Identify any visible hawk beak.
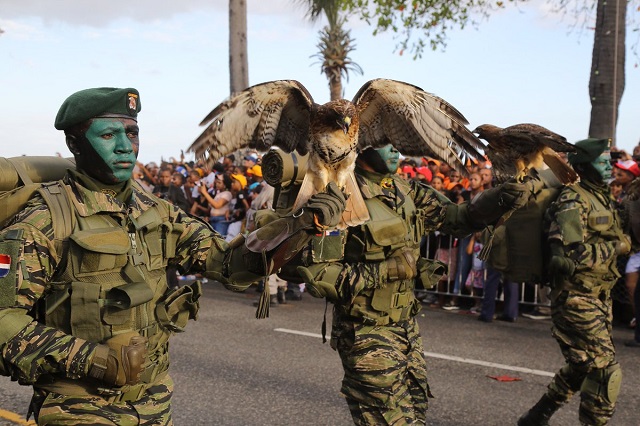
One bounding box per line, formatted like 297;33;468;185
342;116;351;134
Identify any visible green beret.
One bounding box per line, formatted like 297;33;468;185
54;87;141;130
568;138;611;165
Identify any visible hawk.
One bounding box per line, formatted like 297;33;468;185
472;123;578;184
188;79;484;228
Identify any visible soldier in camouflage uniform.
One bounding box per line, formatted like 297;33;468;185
294;144;539;425
518;138;630;426
0;87;346;425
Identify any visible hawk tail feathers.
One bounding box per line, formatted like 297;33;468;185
542;148;578;184
340;171;370;229
291;172;317;213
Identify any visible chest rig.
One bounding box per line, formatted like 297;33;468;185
566;184;626;290
345;176;422;325
40;183;192;390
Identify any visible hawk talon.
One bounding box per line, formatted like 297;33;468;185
313;214;329;233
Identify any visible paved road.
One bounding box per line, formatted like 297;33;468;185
1;283;638;425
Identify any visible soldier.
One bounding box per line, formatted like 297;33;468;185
292;144;539;425
518;138;629;426
0;87;346;425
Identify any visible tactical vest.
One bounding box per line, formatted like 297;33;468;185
37;181;199;397
564;184;624;292
553;184;623;296
345;176;423;325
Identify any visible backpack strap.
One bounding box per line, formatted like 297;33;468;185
9;158;34;186
37;181;74;259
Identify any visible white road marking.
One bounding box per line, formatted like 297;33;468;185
274;328;555;378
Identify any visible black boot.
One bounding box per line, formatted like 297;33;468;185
517;395;562;426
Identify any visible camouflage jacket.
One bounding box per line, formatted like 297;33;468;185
310;169;481;324
0;173;224;385
546;181;624;290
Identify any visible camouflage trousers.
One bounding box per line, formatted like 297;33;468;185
34;374;174;425
331;316;431;425
547;289;618;425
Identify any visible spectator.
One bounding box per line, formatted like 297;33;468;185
465;231;486;313
429;175;444;192
479;167;494;190
415;166;432;183
200;173;233;236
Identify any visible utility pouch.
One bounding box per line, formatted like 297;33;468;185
556;208;584;245
103;282;154;326
417;257;447;290
156;280;202;333
69;281;105;342
69;228;130;277
309;231;345;263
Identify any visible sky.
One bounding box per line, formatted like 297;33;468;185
1;0;638;165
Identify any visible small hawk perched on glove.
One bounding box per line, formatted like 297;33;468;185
188;79;484;228
472;123;578;184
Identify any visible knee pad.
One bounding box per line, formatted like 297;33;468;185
580;363;622;405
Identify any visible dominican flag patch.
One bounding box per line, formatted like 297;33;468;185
0;254;11;278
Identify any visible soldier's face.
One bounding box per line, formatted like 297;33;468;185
374;145;400;174
73;118;139;184
591;152;612;181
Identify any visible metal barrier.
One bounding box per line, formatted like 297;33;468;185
417;233;551;310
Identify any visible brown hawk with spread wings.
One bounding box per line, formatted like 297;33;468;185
472;123;578;184
188;79;484;228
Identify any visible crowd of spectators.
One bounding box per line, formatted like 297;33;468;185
132;142;640;330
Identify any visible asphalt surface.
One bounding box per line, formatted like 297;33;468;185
1;283;639;425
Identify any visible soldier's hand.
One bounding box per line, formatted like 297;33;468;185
498;179;539;210
297;265;339;303
385;247;418;281
89;331;148;387
549;255;576;276
305;182;347;228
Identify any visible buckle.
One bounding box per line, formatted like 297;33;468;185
97;387;123;397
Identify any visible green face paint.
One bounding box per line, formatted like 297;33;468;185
374;144;400;174
76;118;139;183
591;152;612;182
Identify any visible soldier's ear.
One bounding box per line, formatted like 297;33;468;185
66;134;81;156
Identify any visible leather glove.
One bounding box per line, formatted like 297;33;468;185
297;265;340;303
549;255;576;277
384;247;418;281
304;182;347;228
498;178;541;210
88;331;148;387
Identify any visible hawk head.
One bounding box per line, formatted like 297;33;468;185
472;124;500;142
312;99;359;138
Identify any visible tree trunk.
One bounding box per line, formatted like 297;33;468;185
229;0;249;95
588;0;626;143
329;74;342;100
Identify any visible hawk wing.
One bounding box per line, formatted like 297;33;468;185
499;123;575;153
188;80;315;165
352;79;484;174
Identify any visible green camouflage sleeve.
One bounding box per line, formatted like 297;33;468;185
167;207;221;274
0;196;97;383
547;189;617;272
409;180;481;237
411;180;450;233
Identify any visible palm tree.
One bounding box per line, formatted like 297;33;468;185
229;0;249;95
298;0;363;100
588;0;626;143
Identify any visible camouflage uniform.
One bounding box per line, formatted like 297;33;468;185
0;172;231;425
298;167;494;425
543;180;625;425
